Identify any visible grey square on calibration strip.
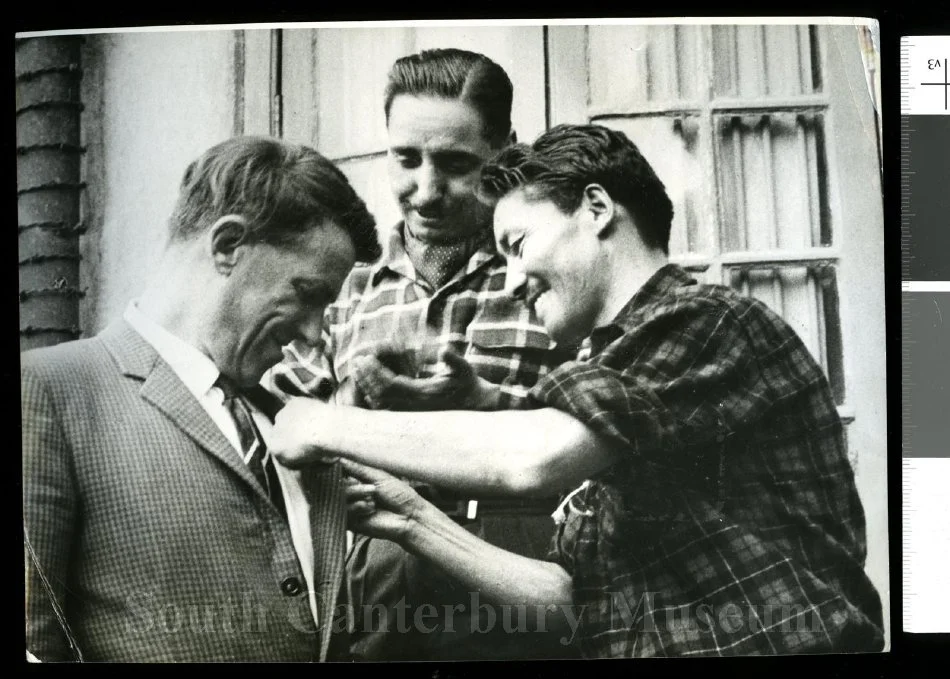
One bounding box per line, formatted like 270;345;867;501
904;116;950;281
903;292;950;457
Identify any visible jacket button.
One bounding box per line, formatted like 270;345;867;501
281;577;303;596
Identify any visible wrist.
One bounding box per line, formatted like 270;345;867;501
309;403;346;458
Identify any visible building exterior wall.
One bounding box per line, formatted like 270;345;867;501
80;30;241;334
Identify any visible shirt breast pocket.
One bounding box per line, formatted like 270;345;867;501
466;320;556;354
462;294;563;397
466;293;555;350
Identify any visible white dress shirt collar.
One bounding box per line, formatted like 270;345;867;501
123;300;220;402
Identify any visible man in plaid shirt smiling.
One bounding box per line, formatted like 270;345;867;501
266;49;570;660
271;123;885;656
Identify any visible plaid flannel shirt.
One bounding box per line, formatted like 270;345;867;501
268;223;564;410
534;264;884;657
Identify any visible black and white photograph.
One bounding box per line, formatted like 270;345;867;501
18;18;889;661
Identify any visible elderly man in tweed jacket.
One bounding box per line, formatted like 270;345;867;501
22;136;380;662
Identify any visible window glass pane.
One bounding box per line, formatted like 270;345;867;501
599;115;708;257
716;112;831;251
315;28;411;156
589;25;702;107
589;26;652;109
764;25;811;97
673;25;703;101
711;24;820;98
711;25;739;97
735;26;768;97
726;263;844;404
336;155;400;248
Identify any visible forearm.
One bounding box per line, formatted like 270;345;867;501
402;502;572;608
318;406;617;495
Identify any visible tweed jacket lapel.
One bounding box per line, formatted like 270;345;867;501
305;461;347;659
99;319;268;498
100;320;347;658
250;385;347;660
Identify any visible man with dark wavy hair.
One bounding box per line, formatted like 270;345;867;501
23;136;379;662
272;124;885;656
267;48;571;661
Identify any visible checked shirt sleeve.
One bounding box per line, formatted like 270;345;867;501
531;296;781;469
492;337;571;411
264;332;337;403
465;285;569;412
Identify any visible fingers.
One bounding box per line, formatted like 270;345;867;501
351;350;471;411
414;341;441;368
353;355;436;409
351;355;399;408
369;339;401;355
348;509;409;542
344;480;377;498
347;498;376;516
372;341;419;377
438;347;472;377
339;458;397;485
345;478;377;518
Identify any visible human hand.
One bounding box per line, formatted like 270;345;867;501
340;459;428;544
373;341;424;379
344;474;378;531
332;376;366;408
269;397;340;468
351;346;500;411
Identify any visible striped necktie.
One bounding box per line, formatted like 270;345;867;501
215;375;286;518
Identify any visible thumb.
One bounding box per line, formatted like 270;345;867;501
352;355;396;403
339;458;396;485
439;348;473;377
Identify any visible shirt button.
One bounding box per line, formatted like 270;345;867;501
281;577;303;597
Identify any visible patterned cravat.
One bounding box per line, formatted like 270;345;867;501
215;375;286;518
403;224;491;290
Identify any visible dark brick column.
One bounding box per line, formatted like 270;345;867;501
16;36;85;352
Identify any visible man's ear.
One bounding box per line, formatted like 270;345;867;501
582;184;616;239
209;214;251;274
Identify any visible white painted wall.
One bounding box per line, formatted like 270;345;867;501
824;25;890;641
80;30;240;333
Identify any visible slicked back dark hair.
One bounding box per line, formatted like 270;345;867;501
479;124;674;253
168;136;381;263
383;48;513;147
